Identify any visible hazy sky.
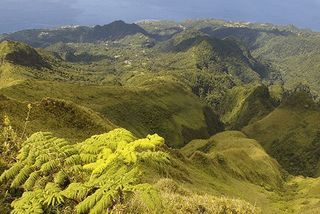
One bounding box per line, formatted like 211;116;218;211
1;0;320;33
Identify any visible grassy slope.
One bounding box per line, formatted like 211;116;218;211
177;131;320;213
219;84;276;129
243;92;320;177
1;126;320;213
0;79;223;148
0;94;115;142
0;41;46;88
0;41;47;67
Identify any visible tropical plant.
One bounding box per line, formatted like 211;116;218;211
0;128;169;213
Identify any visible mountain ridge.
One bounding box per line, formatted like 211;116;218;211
0;20;150;47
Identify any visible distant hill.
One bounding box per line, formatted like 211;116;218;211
0;41;54;89
178;20;320;96
0;20;149;47
138;19;320;96
162;29;276;82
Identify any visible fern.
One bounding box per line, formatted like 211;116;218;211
11;190;44;214
40;159;60;173
33;155;50;168
11;165;33;188
80;154;97;163
53;171;68;186
89;189;118;214
2;128;168;213
65;154;83;166
0;162;25;182
62;183;91;201
24;171;41;190
43;183;65;207
76;188;105;214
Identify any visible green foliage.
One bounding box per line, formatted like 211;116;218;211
1;128;168;213
11;190;44;214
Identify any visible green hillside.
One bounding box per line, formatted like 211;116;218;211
0;41;48;68
180;131;320;213
219;84;276;129
161;31;264;82
181;20;320;96
243;92;320;177
0;79;223;148
0;95;115;142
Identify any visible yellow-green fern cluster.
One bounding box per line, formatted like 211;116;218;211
0;128;169;214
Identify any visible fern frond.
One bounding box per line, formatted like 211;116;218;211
80;154;97;163
40;160;60;173
53;171;68;186
16;147;30;161
65;155;82;166
11;190;44;214
33;155;50;168
62;183;91;201
69;165;83;174
76;188;105;214
131;183;163;212
0;162;25;182
24;171;41;190
63;147;78;156
11;165;33;188
43;183;65;207
89;190;118;214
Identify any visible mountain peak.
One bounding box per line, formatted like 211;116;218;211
109;20;126;25
89;20;149;42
